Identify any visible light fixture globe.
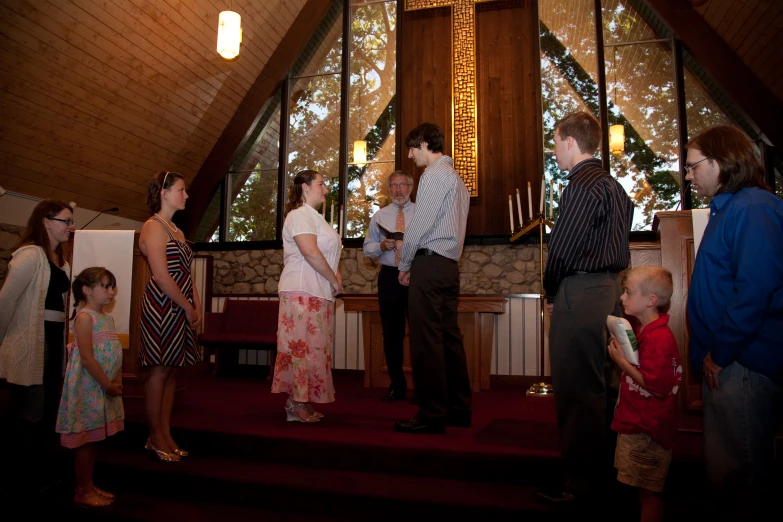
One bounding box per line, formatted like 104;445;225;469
217;11;242;60
609;124;625;155
353;140;367;165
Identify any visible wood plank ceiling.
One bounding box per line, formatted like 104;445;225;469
0;0;307;222
693;0;783;104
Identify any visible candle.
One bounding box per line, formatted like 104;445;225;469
539;176;545;214
558;183;562;204
527;182;533;220
508;195;514;233
515;188;523;226
338;206;344;236
330;202;334;226
549;179;554;219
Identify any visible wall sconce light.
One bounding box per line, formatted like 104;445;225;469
217;10;242;60
353;140;367;165
609;124;625;155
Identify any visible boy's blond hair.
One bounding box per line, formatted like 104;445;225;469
627;266;673;313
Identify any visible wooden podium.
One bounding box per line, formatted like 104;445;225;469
342;295;506;392
631;211;701;419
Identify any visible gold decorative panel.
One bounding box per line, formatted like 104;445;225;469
405;0;500;197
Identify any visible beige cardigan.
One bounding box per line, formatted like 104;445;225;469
0;245;69;386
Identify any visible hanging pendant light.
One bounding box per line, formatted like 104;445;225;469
217;10;242;60
353;140;367;166
609;124;625;155
609;47;625;155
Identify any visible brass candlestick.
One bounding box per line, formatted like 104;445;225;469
511;212;555;397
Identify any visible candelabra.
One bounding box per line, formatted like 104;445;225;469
510;212;555;396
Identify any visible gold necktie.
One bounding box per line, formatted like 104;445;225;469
395;205;405;266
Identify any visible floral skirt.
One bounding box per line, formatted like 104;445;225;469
271;291;335;403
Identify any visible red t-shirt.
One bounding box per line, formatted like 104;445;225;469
611;314;683;449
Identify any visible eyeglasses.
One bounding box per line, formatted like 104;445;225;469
684;157;712;175
47;217;76;226
390;183;411;189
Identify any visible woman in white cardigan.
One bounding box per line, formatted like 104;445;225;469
0;200;74;490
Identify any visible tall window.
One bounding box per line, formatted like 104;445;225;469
228;91;282;241
346;0;398;239
539;0;600;223
289;11;344;229
603;0;679;229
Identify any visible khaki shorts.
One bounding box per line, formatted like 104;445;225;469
614;432;672;492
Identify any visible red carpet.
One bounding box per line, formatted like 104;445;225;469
0;365;710;521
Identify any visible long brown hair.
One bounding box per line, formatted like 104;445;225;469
687;125;767;194
146;170;185;213
284;170;321;217
18;199;73;266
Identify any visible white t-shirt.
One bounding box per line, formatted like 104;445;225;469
278;204;342;301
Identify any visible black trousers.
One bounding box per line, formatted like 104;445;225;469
549;272;621;495
378;265;409;393
407;255;471;422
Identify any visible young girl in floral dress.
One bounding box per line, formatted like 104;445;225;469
56;267;125;507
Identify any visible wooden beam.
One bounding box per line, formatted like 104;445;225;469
643;0;783;149
181;0;336;238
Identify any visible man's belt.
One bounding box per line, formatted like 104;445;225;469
565;269;618;277
415;248;445;258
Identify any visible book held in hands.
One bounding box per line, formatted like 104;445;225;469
378;222;404;241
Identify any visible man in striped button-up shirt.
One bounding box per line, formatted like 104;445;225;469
537;111;634;505
393;122;471;435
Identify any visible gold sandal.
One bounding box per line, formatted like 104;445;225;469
74;490;112;507
93;486;115;499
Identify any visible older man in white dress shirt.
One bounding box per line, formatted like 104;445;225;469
363;171;416;402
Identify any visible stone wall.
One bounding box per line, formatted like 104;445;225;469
0;223;23;288
202;244;546;296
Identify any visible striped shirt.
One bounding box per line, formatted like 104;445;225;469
398;156;470;272
544;158;634;303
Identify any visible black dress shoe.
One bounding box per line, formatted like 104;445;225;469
446;412;472;427
394;417;446;434
381;389;407;402
534;488;577;505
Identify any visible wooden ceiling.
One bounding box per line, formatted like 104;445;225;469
0;0;780;223
692;0;783;104
0;0;307;222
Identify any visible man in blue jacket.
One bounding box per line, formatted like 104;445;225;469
686;125;783;521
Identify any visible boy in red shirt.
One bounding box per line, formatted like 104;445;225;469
608;266;682;522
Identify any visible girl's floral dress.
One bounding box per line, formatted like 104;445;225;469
56;309;124;448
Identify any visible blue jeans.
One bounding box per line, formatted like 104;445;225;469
702;361;783;519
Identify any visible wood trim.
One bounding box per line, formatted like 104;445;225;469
643;0;783;149
181;0;336;238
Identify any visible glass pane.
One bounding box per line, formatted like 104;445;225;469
228;170;279;241
607;42;679;230
683;70;734;209
349;1;397;164
602;0;657;45
346;162;397;239
288;73;342;229
539;0;599;222
226;93;282;241
293;11;342;77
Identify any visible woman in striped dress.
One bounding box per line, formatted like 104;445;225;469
138;170;201;462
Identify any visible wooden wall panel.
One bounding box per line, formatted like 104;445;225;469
474;0;542;235
399;6;453;183
0;0;307;222
398;1;542;235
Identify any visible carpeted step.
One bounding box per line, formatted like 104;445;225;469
93;447;575;522
107;419;564;487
